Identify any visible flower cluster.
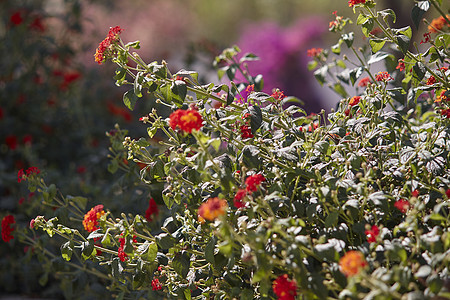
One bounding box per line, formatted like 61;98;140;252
428;15;450;33
348;0;366;7
17;167;40;183
365;225;380;243
272;274;297;300
169;109;203;133
271;90;286;101
240;113;254;139
358;76;371;87
1;215;15;242
198;197;227;223
375;71;394;82
94;26;123;64
117;237;128;262
236;84;255;104
306;48;323;58
82;205;105;232
339;251;368;277
349;96;360;107
151;278;162;291
394;199;410;213
145;198;159;222
234;174;266;208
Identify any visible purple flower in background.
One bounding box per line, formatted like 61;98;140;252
235;17;327;113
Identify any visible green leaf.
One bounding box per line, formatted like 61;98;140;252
369;39;386;53
171;80;187;101
342;32;354;48
411;1;429;30
123;89;139;111
205;236;217;266
324;211;339;228
172;251;190;278
333;83;348;97
81;240;95;259
239;52;259;63
314;66;328;86
61;241;73;261
361;18;375;37
307;60;318;71
125;40;140;49
379;9;396;23
156;233;176;249
332;40;342;54
254;74;264;91
397;35;410;54
147;126;157;139
114;67;127;82
248;105;262;134
413;62;426;81
67;196;87;211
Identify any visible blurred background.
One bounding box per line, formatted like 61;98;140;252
0;0;436;298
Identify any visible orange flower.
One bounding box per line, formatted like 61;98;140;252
339;250;368;277
349;96;361;107
307;48;323;58
428;15;450;33
198;198;227;223
82;205;105;232
169;109;203;133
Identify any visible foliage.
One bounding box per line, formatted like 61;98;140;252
3;0;450;299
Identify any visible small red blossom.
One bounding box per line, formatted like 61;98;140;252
5;135;18;150
107;102;132;122
82;205;105;232
29;16;46;32
169;109;203;133
94;26;123;64
426;76;437;85
240;124;254;139
10;11;23;26
307;48;323;57
1;215;15;242
339;251;368;277
348;0;366;7
420;32;431;44
117;237;128;262
375;71;393;82
60;71;81;90
446;189;450;198
18;197;25;205
22;134;33;146
272;274;297;300
245;174;265;193
17;167;40;183
234;189;247;208
145;198;159;222
365;225;380;243
396;60;406;72
152;278;162;291
394;199;410;213
198;197;227;223
441;108;450;118
412;190;420;198
349;96;361;107
358;77;371;87
369;27;383;36
271;90;286;101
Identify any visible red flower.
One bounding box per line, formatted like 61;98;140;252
394;199;409;213
245;174;265;193
420;32;431;44
307;48;323;57
240;124;254;139
441;108;450;118
426;76;437;85
152;278;162;291
396;60;406;72
10;11;23;26
22;134;33;146
348;0;366;7
29;16;46;32
117;237;128;262
17;167;40;183
411;190;420;198
82;205;105;232
169;109;203;133
365;225;380;243
446;189;450;198
349;96;361;107
1;215;15;242
60;71;81;90
94;26;123;64
198;197;227;223
107;102;132;122
145;198;159;222
375;71;394;82
272;274;297;300
339;251;368;277
5;135;18;150
358;77;371;87
271;90;286;101
234;189;247;208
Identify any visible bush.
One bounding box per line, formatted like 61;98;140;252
3;0;450;299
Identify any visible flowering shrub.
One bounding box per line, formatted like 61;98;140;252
4;0;450;299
